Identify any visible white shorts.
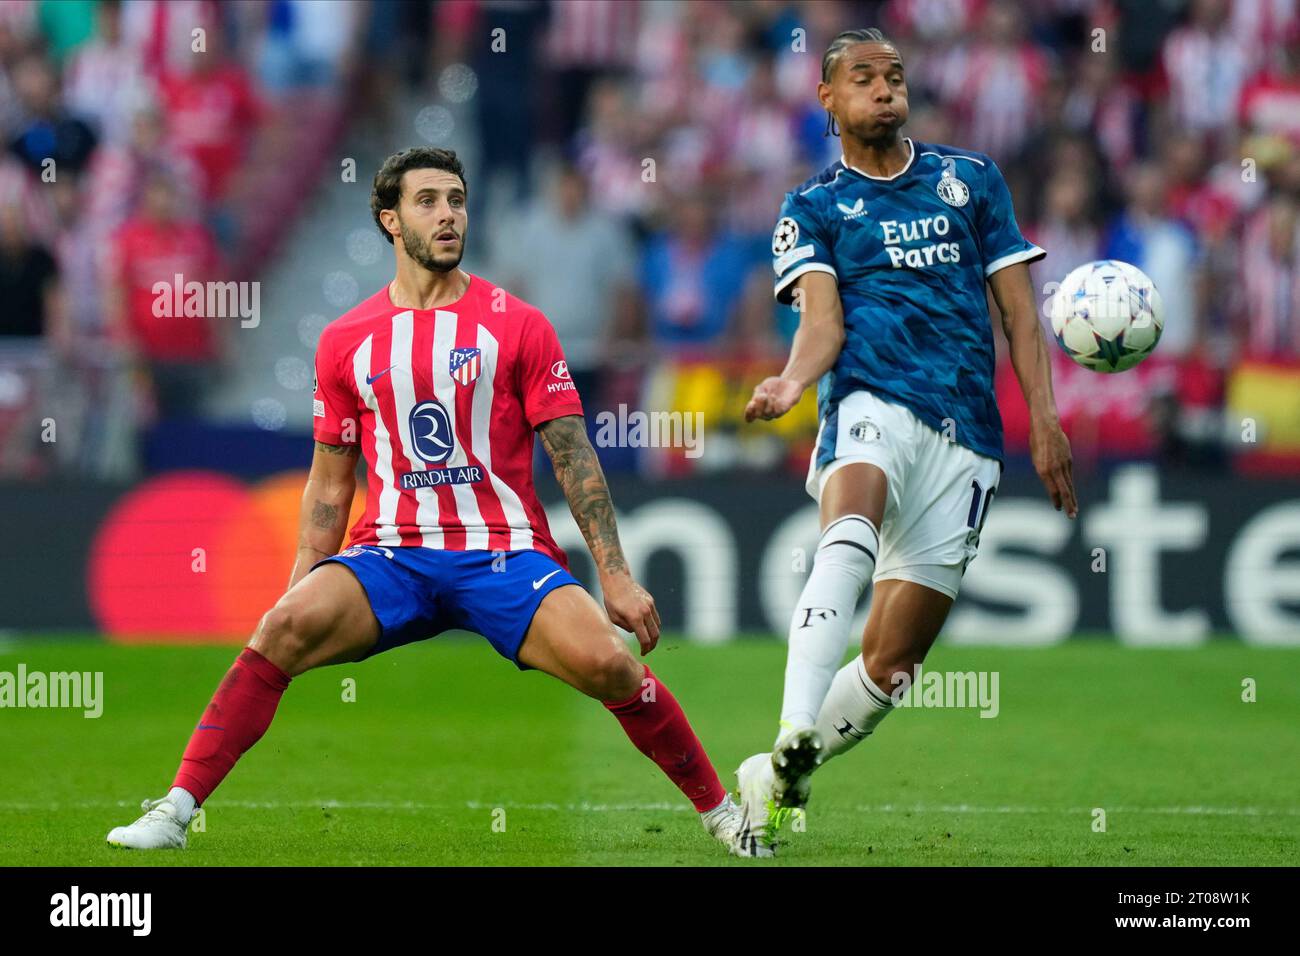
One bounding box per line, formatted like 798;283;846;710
806;390;1002;600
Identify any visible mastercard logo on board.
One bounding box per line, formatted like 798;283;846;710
89;471;366;641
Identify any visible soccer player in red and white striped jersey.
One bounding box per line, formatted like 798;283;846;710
106;147;765;858
311;263;578;561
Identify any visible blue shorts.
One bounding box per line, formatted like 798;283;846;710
314;546;583;668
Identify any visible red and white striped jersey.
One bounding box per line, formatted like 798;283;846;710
312;275;584;566
545;0;639;69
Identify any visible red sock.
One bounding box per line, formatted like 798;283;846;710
172;648;291;805
603;664;727;812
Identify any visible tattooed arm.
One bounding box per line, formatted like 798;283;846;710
287;441;361;590
538;414;661;654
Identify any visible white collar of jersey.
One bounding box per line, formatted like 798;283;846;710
840;137;915;182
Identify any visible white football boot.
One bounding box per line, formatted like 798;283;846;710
734;752;780;853
701;794;774;858
736;728;827;852
106;797;189;850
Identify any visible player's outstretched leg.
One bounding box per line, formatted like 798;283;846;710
518;584;769;858
106;564;379;849
737;462;886;850
740;579;953;853
811;576;954;761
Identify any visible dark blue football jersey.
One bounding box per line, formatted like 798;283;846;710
772;138;1044;462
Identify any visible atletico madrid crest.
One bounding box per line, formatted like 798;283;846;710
449;347;481;386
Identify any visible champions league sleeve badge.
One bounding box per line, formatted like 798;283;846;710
772;217;800;255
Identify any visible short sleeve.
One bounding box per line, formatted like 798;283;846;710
517;311;584;428
977;159;1046;277
773;188;837;304
312;328;360;445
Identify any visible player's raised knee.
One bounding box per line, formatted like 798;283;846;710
861;649;910;696
251;600;324;675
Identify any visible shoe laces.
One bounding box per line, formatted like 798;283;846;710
137;797;178;822
770;803;801;836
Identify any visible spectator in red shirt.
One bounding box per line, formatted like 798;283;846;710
106;170;224;418
1162;131;1239;244
1238;23;1300;144
158;28;261;205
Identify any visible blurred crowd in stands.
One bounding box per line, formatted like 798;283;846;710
0;0;353;477
2;0;1299;480
473;0;1300;476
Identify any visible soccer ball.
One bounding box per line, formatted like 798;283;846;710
1048;260;1164;373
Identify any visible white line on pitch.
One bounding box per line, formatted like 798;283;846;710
856;803;1300;816
1;800;1298;816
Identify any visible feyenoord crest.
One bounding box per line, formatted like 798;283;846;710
449;347;481;386
849;418;881;443
772;216;800;255
936;173;970;207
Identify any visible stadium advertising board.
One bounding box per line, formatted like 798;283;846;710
2;464;1295;646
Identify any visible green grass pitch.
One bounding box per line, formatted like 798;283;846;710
1;636;1297;866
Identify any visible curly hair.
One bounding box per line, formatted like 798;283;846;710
370;147;467;244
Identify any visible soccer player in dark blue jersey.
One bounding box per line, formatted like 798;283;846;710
736;27;1077;850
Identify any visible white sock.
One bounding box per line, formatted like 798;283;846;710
813;655;894;760
166;786;196;822
778;514;879;742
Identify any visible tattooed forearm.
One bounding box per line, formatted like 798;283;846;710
287;440;359;590
293;439;358;558
310;500;341;531
538;415;627;577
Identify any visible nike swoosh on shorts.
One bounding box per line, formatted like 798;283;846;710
532;569;562;590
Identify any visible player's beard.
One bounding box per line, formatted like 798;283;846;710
399;215;465;273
